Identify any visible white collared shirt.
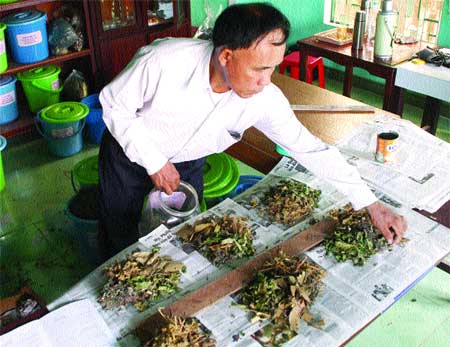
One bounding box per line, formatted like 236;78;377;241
100;38;377;210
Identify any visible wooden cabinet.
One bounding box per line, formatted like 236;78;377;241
89;0;191;86
0;0;97;137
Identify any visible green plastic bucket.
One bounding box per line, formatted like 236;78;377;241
202;153;240;208
276;144;291;157
17;65;62;113
35;102;88;157
71;155;99;192
0;23;7;73
0;135;6;192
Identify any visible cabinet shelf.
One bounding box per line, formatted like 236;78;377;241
0;49;92;76
0;0;58;12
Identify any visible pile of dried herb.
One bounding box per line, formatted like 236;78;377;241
239;253;325;345
253;179;321;225
177;215;255;265
323;206;388;266
144;316;215;347
98;248;185;311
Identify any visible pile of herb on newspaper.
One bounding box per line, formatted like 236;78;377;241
98;248;185;311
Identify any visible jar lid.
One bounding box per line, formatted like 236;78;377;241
203;153;240;198
0;135;7;152
17;65;61;81
2;10;46;26
39;102;89;123
72;155;99;186
0;75;16;87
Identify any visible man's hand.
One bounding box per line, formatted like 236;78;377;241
150;161;180;195
366;201;407;245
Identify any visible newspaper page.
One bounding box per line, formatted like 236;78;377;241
192;176;450;347
337;114;450;212
48;157;450;346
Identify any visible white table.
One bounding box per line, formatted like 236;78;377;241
395;61;450;134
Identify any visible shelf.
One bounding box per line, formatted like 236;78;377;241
0;111;34;138
0;0;57;12
0;49;92;76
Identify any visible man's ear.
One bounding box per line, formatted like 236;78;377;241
217;48;233;67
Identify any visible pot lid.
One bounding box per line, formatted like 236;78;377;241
17;65;61;81
39;102;89;123
2;11;46;26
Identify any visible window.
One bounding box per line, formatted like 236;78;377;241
324;0;444;44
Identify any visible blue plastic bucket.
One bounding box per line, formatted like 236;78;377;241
0;75;18;125
2;10;48;64
66;187;101;266
81;93;106;144
35;102;89;157
227;175;263;199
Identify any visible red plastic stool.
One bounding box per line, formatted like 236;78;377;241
279;51;326;88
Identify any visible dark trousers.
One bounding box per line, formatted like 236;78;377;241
98;129;205;260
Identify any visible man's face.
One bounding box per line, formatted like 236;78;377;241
220;29;286;98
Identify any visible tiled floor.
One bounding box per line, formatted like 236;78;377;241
0;77;449;345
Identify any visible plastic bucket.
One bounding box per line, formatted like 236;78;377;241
227;175;263;199
0;22;7;73
35;102;89;157
2;10;48;64
81;93;106;144
0;75;18;125
71;155;99;192
202;153;240;208
0;135;6;192
276;144;291;157
18;65;62;113
66;187;101;266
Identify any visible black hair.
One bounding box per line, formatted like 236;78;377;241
212;3;290;50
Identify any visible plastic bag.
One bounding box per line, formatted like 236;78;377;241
52;5;85;53
61;70;88;102
193;0;223;40
48;18;79;56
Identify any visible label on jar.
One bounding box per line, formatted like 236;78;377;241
0;39;5;54
51;79;60;90
51;127;74;139
16;31;43;47
0;90;16;106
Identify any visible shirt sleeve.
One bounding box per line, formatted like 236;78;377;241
99;47;168;175
253;85;377;210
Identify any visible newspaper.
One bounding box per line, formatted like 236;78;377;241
48;157;450;347
337;114;450;212
191;160;450;347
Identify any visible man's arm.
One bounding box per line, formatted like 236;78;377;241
254;85;407;242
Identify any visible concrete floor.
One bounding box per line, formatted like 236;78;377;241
0;76;449;345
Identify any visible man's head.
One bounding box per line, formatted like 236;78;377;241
211;3;290;98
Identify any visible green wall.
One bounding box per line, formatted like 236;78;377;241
191;0;449;82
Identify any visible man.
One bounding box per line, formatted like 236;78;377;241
98;3;406;259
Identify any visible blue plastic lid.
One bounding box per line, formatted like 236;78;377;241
3;11;47;26
0;135;6;152
0;75;16;87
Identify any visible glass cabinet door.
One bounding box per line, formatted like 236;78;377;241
147;0;175;27
100;0;136;31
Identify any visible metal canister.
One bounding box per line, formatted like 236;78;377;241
352;10;366;51
375;131;399;163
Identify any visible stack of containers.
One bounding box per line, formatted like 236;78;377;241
2;10;48;64
17;65;62;113
202;153;240;209
0;75;18;125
